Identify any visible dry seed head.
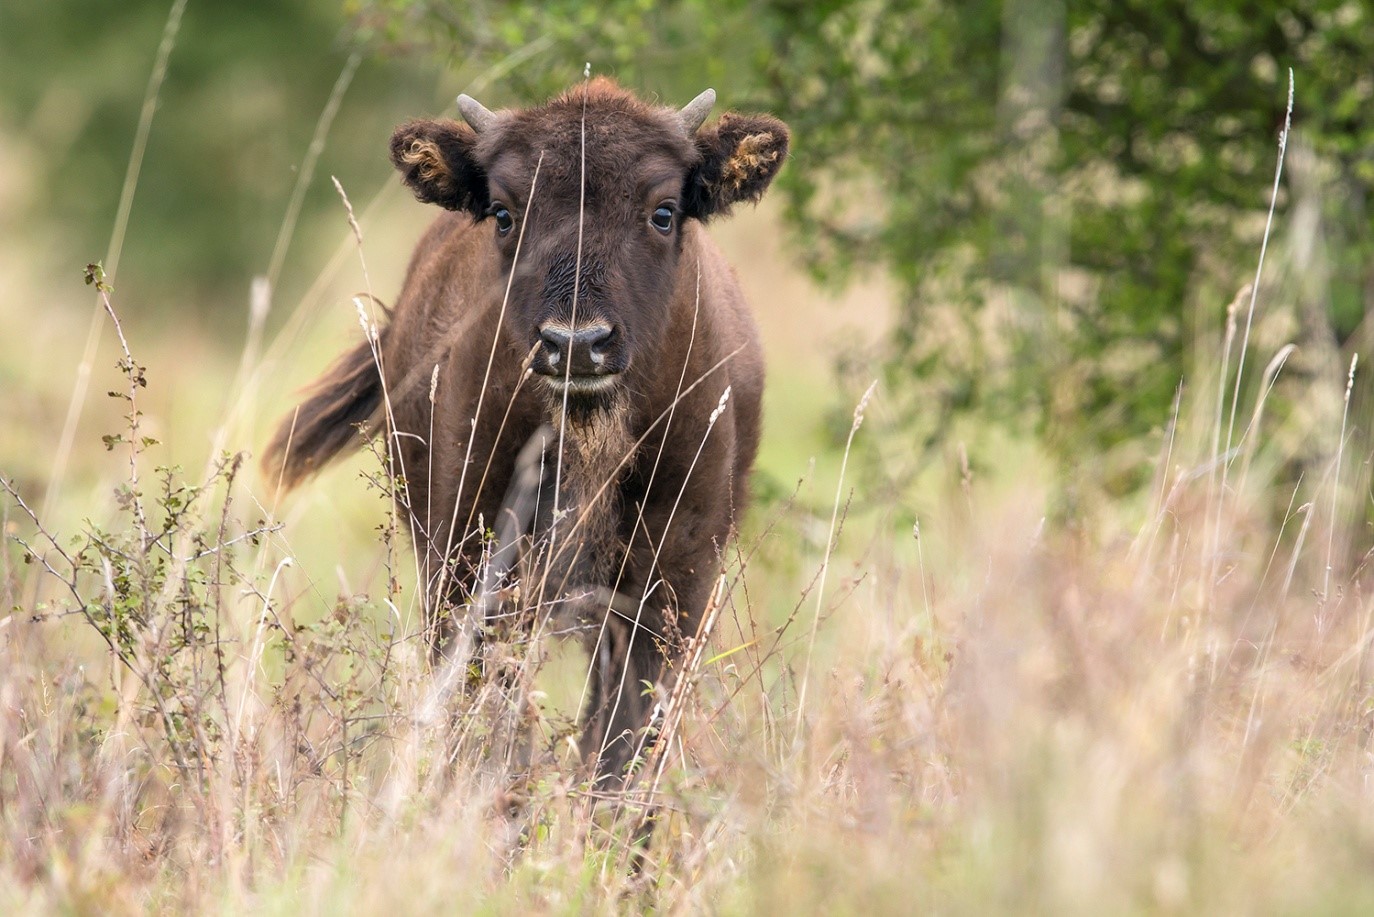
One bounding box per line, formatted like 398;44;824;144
709;386;733;425
1225;283;1250;330
332;175;362;244
852;379;878;430
429;364;440;404
354;296;377;342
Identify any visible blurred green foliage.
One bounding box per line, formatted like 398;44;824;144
6;0;1372;492
354;0;1374;489
0;0;436;328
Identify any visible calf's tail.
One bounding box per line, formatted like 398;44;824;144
264;333;387;492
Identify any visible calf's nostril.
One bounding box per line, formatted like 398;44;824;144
540;327;570;351
580;326;613;365
539;326;571;365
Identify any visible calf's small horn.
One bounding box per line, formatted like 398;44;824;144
457;94;498;133
679;88;716;134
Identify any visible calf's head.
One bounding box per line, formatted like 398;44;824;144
388;79;788;409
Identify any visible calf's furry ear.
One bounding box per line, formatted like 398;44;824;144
389;119;490;216
683;113;790;220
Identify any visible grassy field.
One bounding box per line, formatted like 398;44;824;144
6;47;1374;917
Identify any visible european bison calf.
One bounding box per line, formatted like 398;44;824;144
266;78;789;787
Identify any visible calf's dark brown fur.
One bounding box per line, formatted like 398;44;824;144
266;79;788;787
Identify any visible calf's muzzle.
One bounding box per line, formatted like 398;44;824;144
536;322;617;379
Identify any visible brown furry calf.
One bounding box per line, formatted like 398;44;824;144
266;79;788;787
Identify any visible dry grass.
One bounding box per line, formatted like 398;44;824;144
5;47;1374;917
5;251;1374;914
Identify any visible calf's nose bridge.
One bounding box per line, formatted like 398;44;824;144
539;250;613;307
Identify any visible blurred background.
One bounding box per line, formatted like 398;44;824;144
3;0;1373;568
7;4;1374;909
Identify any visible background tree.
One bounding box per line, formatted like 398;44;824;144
8;0;1369;497
352;0;1374;499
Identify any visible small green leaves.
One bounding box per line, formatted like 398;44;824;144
83;261;113;293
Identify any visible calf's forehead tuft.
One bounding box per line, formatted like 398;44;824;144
481;81;699;188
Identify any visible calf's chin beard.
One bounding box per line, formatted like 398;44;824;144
541;378;623;428
541;393;635;617
548;392;632;472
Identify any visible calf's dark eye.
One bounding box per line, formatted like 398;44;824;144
651;205;674;234
492;205;514;235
